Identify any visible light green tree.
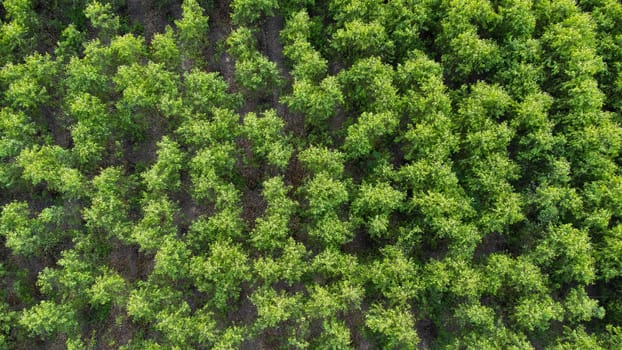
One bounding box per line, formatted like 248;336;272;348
243;110;293;169
175;0;209;65
365;303;419;349
189;241;251;310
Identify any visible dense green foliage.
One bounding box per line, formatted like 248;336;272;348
1;0;622;348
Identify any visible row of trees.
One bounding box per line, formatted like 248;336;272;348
0;0;622;348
